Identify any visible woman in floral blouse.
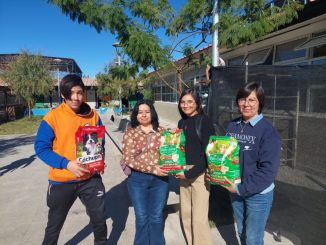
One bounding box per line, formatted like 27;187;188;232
122;100;169;245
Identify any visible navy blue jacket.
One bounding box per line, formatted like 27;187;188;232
226;115;281;197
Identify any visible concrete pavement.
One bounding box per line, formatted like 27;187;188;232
0;108;296;244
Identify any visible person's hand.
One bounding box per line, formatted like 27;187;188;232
222;177;237;193
154;165;168;176
67;160;90;177
174;171;186;179
205;169;211;179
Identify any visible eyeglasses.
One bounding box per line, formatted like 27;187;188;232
238;98;257;106
180;100;195;106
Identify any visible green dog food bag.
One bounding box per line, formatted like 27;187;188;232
206;135;241;187
159;128;186;174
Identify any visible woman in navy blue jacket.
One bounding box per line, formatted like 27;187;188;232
224;82;281;245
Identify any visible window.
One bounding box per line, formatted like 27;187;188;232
313;45;326;59
294;33;326;59
153;82;178;102
228;56;244;66
275;38;307;62
306;85;326;113
312;33;326;59
312;59;326;65
243;47;272;65
153;86;162;101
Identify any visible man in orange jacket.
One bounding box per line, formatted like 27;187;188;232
35;74;107;245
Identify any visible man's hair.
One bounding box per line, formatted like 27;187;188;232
130;100;159;131
60;74;85;100
236;82;265;114
178;89;203;119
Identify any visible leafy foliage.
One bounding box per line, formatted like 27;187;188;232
1;51;53;117
48;0;304;93
48;0;171;69
96;63;138;100
217;0;303;48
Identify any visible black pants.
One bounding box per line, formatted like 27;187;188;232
42;175;107;245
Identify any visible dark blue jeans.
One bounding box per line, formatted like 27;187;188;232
230;190;274;245
127;171;169;245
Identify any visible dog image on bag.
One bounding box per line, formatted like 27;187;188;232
76;126;106;174
82;132;101;156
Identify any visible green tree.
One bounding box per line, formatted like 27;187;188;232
1;51;54;117
96;63;138;102
49;0;303;93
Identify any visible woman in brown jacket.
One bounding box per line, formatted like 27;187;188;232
122;100;168;245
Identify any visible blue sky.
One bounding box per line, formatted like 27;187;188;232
0;0;118;77
0;0;208;78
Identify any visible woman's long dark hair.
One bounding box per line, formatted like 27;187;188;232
130;100;159;131
178;89;203;119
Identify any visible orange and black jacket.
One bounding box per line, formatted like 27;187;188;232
34;102;104;184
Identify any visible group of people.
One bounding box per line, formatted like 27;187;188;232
35;74;281;245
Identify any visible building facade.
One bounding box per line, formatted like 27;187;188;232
151;1;326;122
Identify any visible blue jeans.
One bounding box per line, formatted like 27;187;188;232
230;190;274;245
128;171;169;245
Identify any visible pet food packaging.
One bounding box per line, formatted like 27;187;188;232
206;135;241;187
75;125;106;174
159;128;186;174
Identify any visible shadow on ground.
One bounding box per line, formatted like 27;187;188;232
0;135;35;157
0;154;36;176
209;185;240;245
65;179;131;245
267;180;326;245
208;179;326;245
164;176;240;245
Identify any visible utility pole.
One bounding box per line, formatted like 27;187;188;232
113;42;123;118
212;0;219;67
53;58;62;105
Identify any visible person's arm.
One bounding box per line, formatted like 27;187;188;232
177;119;183;129
182;116;214;179
35;120;90;177
34;120;70;169
200;115;215;151
237;127;281;197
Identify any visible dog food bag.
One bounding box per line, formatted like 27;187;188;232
159;128;186;174
206;135;241;187
75;125;106;174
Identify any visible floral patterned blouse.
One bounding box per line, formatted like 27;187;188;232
122;126;163;174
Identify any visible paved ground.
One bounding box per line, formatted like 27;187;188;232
0;108;296;245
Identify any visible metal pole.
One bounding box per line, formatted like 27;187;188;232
53;58;62;105
212;0;219;67
117;54;123;117
245;61;248;83
113;42;123;118
293;88;300;168
57;68;60;104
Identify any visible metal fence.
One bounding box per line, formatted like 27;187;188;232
207;65;326;245
0;90;25;123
